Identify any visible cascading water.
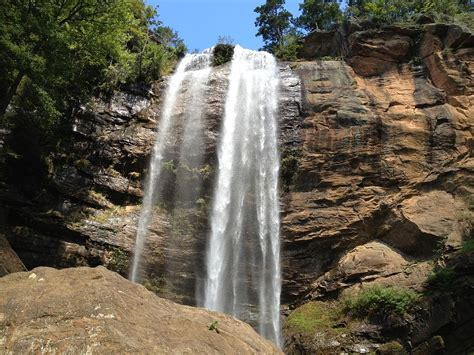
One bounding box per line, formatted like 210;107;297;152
129;45;282;347
130;50;212;283
204;46;282;346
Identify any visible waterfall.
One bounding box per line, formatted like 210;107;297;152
129;45;282;347
130;50;212;283
204;46;282;346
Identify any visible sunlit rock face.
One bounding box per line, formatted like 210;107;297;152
282;23;473;304
0;20;472;354
281;22;473;354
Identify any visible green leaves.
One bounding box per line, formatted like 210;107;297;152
297;0;343;32
0;0;186;194
345;285;419;318
254;0;294;52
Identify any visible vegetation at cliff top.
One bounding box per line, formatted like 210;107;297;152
212;44;235;67
255;0;473;59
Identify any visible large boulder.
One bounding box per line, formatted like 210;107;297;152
0;266;281;354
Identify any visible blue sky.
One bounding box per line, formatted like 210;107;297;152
147;0;303;52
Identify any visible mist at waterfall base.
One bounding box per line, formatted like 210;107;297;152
129;46;282;346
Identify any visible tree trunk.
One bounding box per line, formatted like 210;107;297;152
0;71;24;117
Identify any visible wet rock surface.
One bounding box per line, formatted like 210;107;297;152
0;266;281;354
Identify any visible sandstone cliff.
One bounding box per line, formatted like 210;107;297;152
282;20;473;354
0;20;472;354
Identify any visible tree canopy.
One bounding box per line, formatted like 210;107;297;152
0;0;185;119
255;0;473;58
0;0;186;194
297;0;343;32
254;0;294;52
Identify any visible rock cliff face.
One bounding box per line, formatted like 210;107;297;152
283;22;473;301
281;21;473;353
0;21;472;353
0;266;281;354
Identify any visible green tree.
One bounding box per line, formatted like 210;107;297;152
297;0;343;32
421;0;466;16
0;0;185;194
254;0;293;52
361;0;413;23
0;0;185;118
273;31;304;61
0;0;138;117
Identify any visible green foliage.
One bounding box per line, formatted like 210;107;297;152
347;0;467;25
462;239;474;253
297;0;343;31
285;301;344;335
345;285;419;318
273;33;303;61
254;0;294;52
361;0;414;24
107;247;130;275
212;44;235;67
280;147;300;190
0;0;185;195
427;267;456;291
208;320;220;333
422;0;466;17
454;12;474;30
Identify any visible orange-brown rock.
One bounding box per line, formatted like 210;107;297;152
282;22;473;305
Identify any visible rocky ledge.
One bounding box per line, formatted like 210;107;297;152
0;266;281;354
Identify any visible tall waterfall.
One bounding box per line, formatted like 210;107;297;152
130;50;212;283
204;46;282;346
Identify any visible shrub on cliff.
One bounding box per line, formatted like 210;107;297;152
212;44;235;66
347;0;470;25
345;285;419;318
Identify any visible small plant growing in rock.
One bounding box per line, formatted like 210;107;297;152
107;247;129;276
426;267;456;291
462;238;474;253
410;56;423;67
208;320;220;334
280;147;301;191
345;285;419;318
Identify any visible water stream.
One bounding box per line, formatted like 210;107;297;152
130;50;212;283
204;46;282;346
130;46;282;346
